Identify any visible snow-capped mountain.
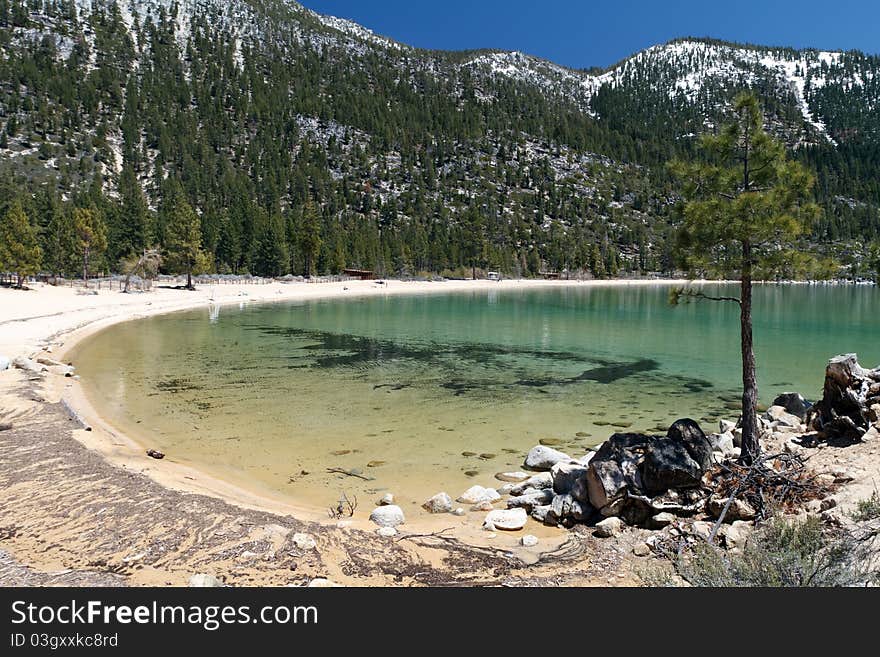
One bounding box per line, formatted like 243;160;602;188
1;0;878;275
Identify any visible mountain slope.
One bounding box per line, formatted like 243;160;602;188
1;0;878;279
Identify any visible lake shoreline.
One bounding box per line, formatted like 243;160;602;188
1;277;877;586
1;277;701;527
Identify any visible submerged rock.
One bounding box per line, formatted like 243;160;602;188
369;505;405;527
524;445;571;471
484;508;528;531
376;526;397;538
521;534;539;547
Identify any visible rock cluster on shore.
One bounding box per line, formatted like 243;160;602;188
382;353;880;553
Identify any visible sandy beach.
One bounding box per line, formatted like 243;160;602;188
1;277;877;587
1;277;692;519
1;277;685;586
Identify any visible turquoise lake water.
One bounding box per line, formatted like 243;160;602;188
71;283;880;509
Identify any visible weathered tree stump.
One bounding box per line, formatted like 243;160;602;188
808;354;880;443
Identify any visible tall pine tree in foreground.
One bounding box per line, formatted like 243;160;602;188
669;92;821;465
0;200;42;288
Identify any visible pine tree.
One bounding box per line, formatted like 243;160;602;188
44;202;75;280
163;190;207;290
72;206;107;285
0;200;42;287
251;209;289;277
298;199;322;277
669;92;822;465
114;165;149;260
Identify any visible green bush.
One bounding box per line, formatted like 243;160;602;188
851;491;880;523
668;516;878;587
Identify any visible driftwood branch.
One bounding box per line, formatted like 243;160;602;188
326;467;374;481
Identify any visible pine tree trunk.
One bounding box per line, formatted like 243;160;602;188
186;268;193;290
83;246;89;288
739;240;760;465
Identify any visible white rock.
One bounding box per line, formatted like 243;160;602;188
720;521;753;550
369;505;405;527
376;526;397;537
12;356;44;374
484;508;528;531
524;445;571;470
708;432;735;454
470;501;495;511
510;472;553;495
495;471;530;483
457;485;500;505
521;534;539;547
594;516;623;538
765;405;801;429
378;493;394;505
482;520;496;532
422;492;454;514
633;542;651;557
452;508;465;516
690;521;714;541
506;488;554;509
0;355;10;371
307;578;341;588
188;573;223;587
719;419;736;433
292;532;317;550
497;482;517;495
650;512;676;528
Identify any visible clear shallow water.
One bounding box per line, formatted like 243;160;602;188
70;283;880;511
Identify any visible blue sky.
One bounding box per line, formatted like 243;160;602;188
300;1;880;69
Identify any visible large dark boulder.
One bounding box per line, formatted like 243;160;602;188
772;392;812;421
667;418;713;472
640;439;703;494
585;433;653;510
